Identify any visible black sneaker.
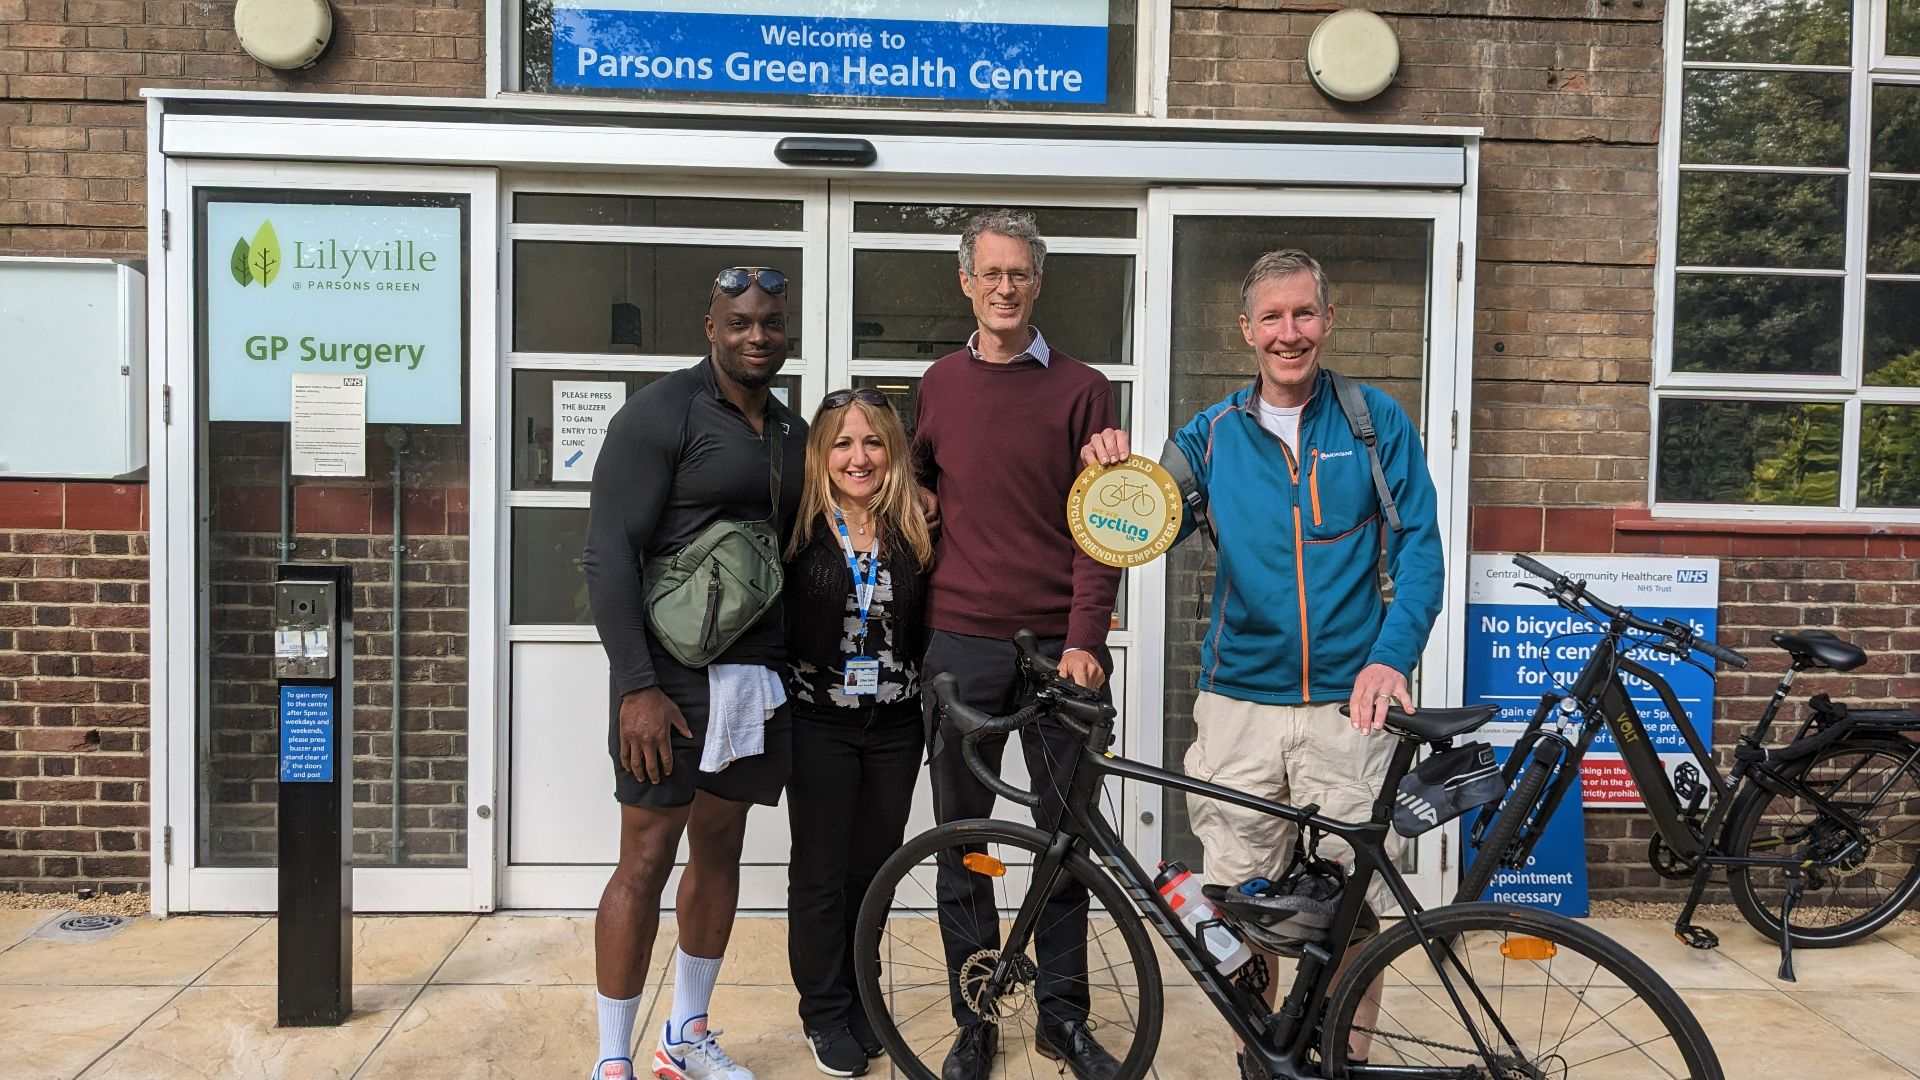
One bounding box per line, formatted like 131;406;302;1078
807;1026;869;1077
848;1007;884;1058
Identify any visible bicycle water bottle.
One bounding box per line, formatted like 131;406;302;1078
1154;861;1252;974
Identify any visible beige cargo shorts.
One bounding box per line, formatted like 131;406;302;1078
1182;691;1403;914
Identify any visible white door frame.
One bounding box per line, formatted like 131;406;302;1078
152;158;500;913
1139;185;1477;909
149;107;1475;912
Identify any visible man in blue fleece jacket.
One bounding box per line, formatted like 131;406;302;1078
1082;248;1443;1070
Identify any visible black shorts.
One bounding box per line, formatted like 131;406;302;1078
609;655;794;808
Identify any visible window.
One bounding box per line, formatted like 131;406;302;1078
1656;0;1920;513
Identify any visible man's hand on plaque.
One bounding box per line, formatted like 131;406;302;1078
1080;428;1132;468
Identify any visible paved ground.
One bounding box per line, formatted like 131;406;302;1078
4;908;1918;1078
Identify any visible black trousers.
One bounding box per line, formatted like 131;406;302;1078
786;701;924;1033
922;629;1110;1029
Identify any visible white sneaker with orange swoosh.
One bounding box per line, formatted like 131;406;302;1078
653;1016;753;1080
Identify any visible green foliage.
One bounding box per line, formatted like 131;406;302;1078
1659;400;1841;506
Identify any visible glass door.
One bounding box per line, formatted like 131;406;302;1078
1141;188;1471;909
498;179;827;909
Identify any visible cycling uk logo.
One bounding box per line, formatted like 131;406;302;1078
229;220;283;288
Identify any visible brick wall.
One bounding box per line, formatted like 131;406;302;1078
0;482;150;893
1168;0;1665;509
0;0;486;259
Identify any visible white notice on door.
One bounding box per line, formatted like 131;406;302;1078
553;380;620;483
291;373;367;477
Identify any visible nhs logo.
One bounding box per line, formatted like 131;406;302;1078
1676;570;1709;584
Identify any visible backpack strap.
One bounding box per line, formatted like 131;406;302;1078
1326;370;1403;533
1161;439;1215;551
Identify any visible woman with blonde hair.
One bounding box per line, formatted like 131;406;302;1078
781;387;933;1077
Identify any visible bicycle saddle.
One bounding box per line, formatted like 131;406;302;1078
1772;630;1867;672
1341;703;1499;743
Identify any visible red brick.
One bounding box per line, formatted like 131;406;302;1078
294;487;373;534
0;482;62;529
1470;505;1542;552
1541;507;1617;553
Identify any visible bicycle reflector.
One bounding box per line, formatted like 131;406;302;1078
1500;936;1558;961
963;853;1007;877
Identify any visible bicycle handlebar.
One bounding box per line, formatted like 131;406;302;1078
929;631;1117;810
1510;554;1748;670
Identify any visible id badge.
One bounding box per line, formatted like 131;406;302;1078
843;657;880;696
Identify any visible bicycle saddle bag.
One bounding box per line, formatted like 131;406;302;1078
1393;741;1503;838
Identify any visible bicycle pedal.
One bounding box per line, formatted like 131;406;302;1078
1674;924;1719;950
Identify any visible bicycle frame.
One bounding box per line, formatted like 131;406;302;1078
994;711;1508;1080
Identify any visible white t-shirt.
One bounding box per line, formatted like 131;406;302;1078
1254;398;1306;461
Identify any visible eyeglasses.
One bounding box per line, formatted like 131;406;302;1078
712;266;789;299
971;269;1036;290
821;388;892;411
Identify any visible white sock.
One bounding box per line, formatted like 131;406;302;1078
596;990;643;1062
665;947;725;1043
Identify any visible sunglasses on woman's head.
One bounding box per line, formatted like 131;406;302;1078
712;266;789;298
822;388;892;411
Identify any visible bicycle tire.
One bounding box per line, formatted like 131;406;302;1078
1322;901;1722;1079
1453;756;1554;904
852;819;1164;1080
1725;736;1920;948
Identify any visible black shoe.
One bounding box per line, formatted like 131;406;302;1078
848;1007;884;1058
941;1022;997;1080
807;1026;869;1077
1035;1020;1120;1080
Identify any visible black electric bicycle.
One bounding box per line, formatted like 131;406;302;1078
854;631;1722;1079
1456;554;1920;980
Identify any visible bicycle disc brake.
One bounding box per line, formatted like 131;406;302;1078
958;949;1037;1024
1648;833;1698;880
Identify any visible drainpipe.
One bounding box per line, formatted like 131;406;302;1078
384;426;409;864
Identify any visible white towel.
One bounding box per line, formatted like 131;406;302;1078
702;664;786;773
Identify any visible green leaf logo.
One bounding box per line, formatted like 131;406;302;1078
248;220;281;287
229;237;252;287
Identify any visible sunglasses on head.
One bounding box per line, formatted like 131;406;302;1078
821;388;892;411
712;266;789;299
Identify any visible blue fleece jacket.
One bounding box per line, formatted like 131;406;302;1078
1170;370;1444;705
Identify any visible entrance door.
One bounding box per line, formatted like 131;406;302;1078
499;182;1152;908
1140;189;1473;910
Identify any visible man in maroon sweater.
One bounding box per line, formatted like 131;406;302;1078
912;210;1123;1080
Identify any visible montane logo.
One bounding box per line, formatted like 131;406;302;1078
1397;789;1439;826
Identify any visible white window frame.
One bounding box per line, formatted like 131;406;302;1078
1873;0;1920;71
1653;0;1920;521
489;0;1171;117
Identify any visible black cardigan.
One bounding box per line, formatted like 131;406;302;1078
782;521;930;720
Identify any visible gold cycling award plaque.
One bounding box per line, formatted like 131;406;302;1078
1068;455;1184;568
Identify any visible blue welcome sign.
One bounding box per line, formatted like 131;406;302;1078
551;1;1110;104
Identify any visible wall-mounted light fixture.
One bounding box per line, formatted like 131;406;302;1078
1307;9;1401;103
235;0;334;71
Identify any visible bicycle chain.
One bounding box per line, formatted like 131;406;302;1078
1348;1026;1543;1079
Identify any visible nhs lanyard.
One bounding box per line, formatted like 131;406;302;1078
832;508;877;646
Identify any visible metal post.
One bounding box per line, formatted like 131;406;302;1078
273;562;353;1027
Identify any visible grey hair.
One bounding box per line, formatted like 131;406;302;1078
958;210;1048;278
1241;249;1330;315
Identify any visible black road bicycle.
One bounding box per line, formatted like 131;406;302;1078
1457;554;1920;981
854;631;1722;1079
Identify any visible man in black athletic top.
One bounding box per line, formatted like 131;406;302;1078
582;267;808;1080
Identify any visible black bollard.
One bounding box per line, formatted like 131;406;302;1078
274;563;354;1026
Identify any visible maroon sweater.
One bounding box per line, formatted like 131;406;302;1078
911;346;1121;652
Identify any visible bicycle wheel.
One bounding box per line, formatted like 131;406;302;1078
1725;736;1920;947
853;819;1163;1080
1453;755;1554;904
1322;902;1722;1079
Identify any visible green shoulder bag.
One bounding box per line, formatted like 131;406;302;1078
643;436;784;668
